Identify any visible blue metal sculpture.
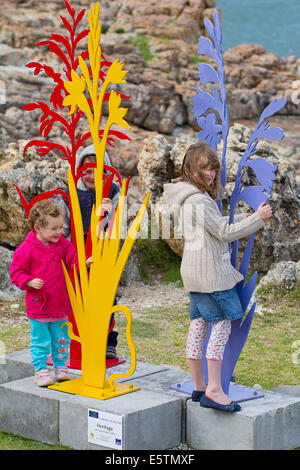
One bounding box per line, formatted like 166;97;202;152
172;9;286;398
192;9;229;211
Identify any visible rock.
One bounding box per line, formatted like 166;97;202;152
0;246;22;300
1;0;300;149
0;0;300;285
257;261;300;290
0;140;69;247
137;123;300;274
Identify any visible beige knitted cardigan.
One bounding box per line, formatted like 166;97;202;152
163;181;265;293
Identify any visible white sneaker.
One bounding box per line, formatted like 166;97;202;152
35;368;54;387
55;366;70;382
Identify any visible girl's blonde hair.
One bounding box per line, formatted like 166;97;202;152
28;199;61;231
174;142;221;200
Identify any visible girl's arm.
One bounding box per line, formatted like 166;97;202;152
10;246;34;290
202;198;266;243
61;238;78;272
222;213;247;223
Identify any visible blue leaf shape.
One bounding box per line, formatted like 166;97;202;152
197;36;217;61
192;86;221;116
213;8;222;45
258;98;287;127
198;62;219;84
238;185;268;210
197;113;222;150
204;17;216;44
238;233;255;280
246;158;278;193
255;125;285;141
237;271;257;313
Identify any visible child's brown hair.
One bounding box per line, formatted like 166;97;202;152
175;142;221;200
28;199;61;231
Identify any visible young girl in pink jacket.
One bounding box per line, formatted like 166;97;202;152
10;199;92;387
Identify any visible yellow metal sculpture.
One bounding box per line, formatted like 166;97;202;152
49;2;149;400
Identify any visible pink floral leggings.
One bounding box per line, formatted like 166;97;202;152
186;317;231;360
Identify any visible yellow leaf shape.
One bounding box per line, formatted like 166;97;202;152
108;90;131;130
63;70;90;117
106;58;128;84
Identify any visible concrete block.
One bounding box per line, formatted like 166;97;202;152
123;366;192;444
272;385;300;397
59;389;182;450
0;375;76;445
0;349;34;384
0;349;169;385
0;362;182;450
186;390;300;450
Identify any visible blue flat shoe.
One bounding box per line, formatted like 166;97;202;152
200;394;241;412
191;390;205;402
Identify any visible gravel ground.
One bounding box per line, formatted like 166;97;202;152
117;280;189;316
0;280;189;327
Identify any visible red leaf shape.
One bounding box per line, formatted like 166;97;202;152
74;29;89;48
75;9;85;26
12;184;29;216
74;50;89;69
13;185;68;218
64;0;75;18
108;130;132;142
22;103;40;111
36;40;71;75
103;91;130;103
23;140;69;159
50;33;72;58
60;15;73;34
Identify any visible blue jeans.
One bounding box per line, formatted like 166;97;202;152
29;319;70;371
189;286;244;323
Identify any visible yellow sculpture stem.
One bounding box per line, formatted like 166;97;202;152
62;320;81;343
67;169;89;304
107;305;136;391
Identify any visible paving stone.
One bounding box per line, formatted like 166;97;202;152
0;375;75;445
59;389;182;450
186;390;300;450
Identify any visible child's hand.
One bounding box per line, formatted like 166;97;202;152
257;201;272;221
101;198;112;214
86;257;93;268
27;278;44;289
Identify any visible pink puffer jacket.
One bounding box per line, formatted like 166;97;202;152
10;231;78;320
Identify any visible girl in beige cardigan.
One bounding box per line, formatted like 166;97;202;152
163;142;272;412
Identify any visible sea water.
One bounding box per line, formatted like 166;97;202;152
216;0;300;58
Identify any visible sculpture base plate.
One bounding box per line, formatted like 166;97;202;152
48;377;140;400
170;381;264;402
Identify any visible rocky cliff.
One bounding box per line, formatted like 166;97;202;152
1;1;300;173
0;0;299;286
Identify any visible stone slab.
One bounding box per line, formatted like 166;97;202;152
0;374;76;445
123;366;193;444
59;389;182;450
0;349;170;385
186;389;300;450
0;373;181;450
0;349;34;384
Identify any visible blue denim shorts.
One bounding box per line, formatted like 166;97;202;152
189;286;244;323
